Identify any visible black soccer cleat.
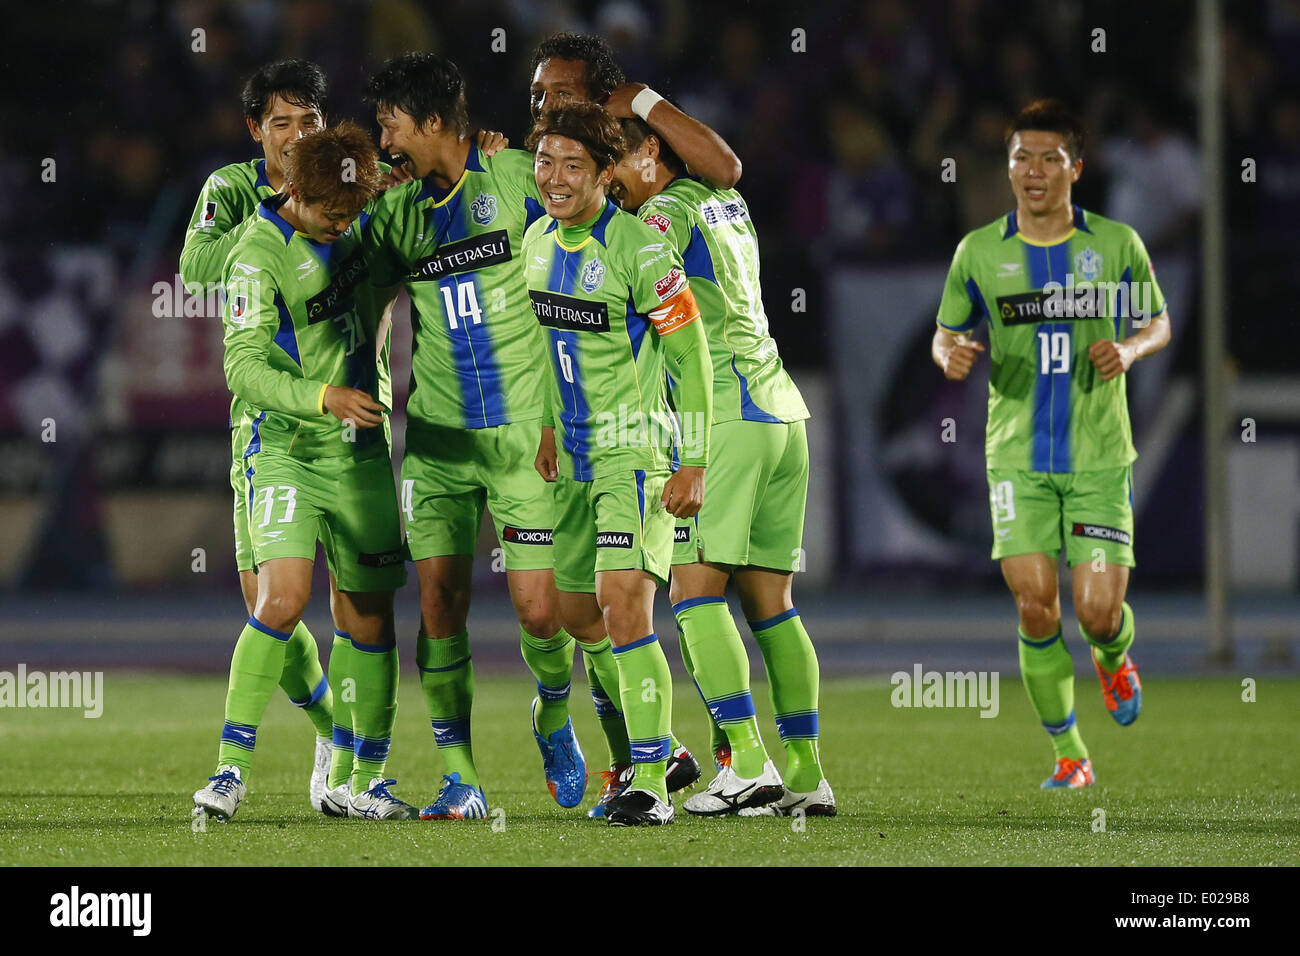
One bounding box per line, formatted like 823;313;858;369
665;744;702;793
605;788;675;826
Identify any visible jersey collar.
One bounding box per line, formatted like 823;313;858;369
547;197;619;251
254;159;272;189
1003;204;1092;245
257;193;296;244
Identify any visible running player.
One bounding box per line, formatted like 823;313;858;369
524;102;713;826
193;124;413;821
528;31;739;815
179;59;338;811
931;100;1171;788
611;118;835;816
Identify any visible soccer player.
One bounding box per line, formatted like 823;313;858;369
179;59;339;811
193;123;413;820
611;118;835;816
528;31;740;815
524;102;713;826
931;100;1171;789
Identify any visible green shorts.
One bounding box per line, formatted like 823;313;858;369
243;450;407;592
987;466;1135;568
401;420;554;571
553;469;673;593
231;458;255;573
672;419;808;570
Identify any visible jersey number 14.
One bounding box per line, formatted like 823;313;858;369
440;283;484;330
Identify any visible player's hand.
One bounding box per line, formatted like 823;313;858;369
662;466;705;518
475;129;510;156
943;339;985;381
380;163;415;191
602;82;648;119
535;427;558;482
323;386;385;428
1088;339;1135;382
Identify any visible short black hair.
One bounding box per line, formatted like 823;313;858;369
1005;98;1086;163
365;52;470;136
526;103;626;174
241;59;328;123
529;33;626;102
619;117;682;174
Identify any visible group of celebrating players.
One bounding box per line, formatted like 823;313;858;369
187;31;1168;828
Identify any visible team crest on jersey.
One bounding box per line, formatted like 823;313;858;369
1074;247;1102;281
199;200;218;228
580;257;606;293
230;294;249;322
470;191;498;226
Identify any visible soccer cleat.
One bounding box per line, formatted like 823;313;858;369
605;788;675;826
319;782;351;817
738;779;837;817
193;765;246;821
586;764;633;820
683;760;784;816
1092;648;1142;726
1041;757;1095;789
665;744;702;793
420;772;490;820
309;736;330;810
714;744;732;773
348;777;418;820
531;698;587;807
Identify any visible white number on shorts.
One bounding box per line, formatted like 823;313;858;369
254;485;298;528
992;480;1016;523
556;339;575;384
440;282;484;331
400;478;415;523
1037;330;1070;375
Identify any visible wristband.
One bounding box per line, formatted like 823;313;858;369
631;87;664;121
317;383;329;415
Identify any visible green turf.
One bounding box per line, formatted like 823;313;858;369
0;672;1296;865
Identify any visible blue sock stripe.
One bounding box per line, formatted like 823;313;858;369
1043;711;1077;736
307;675;329;707
418;656;470;674
748;607;799;632
430;716;472;747
612;632;658;655
590;689;622;718
331;724;354;749
349;638;395;654
220;721;258;750
628;736;672;763
774;710;819;740
247;616;292;641
707;690;757;724
690;676;708;705
672;596;726;617
1019;630;1062;649
537;680;572;702
352;734;392;763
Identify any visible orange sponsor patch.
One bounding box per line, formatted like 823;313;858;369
649;287;700;335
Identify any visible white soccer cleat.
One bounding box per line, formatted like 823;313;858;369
605;787;676;826
347;777;419;820
682;760;784;816
320;782;351;817
738;778;837;817
193;765;246;821
309;736;331;810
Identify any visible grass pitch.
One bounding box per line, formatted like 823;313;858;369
1;673;1296;866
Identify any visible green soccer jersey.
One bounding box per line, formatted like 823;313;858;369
936;205;1166;473
181;158;393;450
364;146;549;432
637;177;809;424
222;194;388;461
521;198;713;481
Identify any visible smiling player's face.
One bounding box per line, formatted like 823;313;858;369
534;134;611;224
376;105;437;179
249;94;324;183
1007;130;1081;217
530;58;591;120
611;141;658;212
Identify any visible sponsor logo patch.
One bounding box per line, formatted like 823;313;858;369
408;230;511;280
654;266;686;302
503;526;553;545
644;213;671;234
306;248;367;324
357;548;406;568
674;526;691;543
199;200;218;228
596;531;634;549
529;290;610;332
1071;523;1131;546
